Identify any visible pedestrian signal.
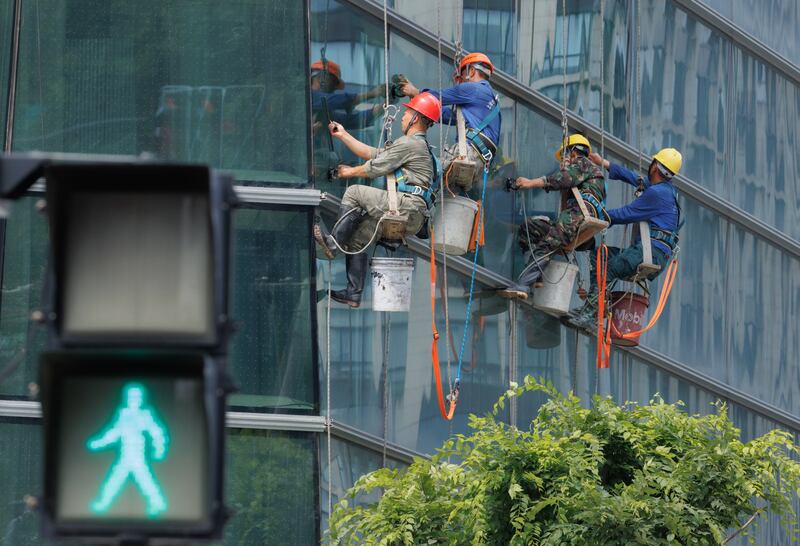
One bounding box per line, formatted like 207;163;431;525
41;351;227;541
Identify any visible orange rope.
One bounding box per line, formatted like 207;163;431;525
429;224;456;421
611;259;679;340
468;200;485;252
595;244;612;369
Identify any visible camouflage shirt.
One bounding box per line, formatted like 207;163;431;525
543;155;606;204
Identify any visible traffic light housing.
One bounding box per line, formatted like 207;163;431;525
0;154;237;543
40;351;227;542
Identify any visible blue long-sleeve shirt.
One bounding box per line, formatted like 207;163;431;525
422;80;501;144
606;163;681;256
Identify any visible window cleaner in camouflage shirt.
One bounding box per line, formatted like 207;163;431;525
313;92;441;308
497;134;607;300
565;148;683;333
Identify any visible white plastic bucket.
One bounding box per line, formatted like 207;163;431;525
532;261;579;316
370;257;415;312
432;196;479;256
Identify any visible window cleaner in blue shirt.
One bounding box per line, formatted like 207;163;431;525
399;52;501;192
565;148;684;333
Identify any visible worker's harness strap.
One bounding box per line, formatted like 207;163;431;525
465;97;500;164
391;135;442;210
579;191;611;223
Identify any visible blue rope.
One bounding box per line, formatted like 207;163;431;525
456;165;489;388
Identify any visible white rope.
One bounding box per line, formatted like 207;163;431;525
382;313;391;467
325;261;333;520
325;207;385;256
436;0;453;392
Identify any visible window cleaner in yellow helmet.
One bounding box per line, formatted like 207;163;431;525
313;92;442;308
498;134;607;300
565;148;683;333
397;52;501;192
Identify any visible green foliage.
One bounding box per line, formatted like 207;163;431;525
328;377;800;545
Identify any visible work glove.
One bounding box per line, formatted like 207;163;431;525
504;177;519;192
389;74;409;101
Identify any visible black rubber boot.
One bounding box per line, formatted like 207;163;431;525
330;252;368;308
314;207;367;260
497;251;551;300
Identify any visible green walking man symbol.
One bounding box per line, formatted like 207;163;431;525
86;382;170;517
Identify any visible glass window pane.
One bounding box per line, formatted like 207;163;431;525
310;0;386;194
12;1;308;185
318;248;512;454
0;198;48;398
229;207;316;413
226;429;318;545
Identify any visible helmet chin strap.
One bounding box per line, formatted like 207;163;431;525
403;112;419;135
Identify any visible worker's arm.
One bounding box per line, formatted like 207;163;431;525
337;136;409;180
337;164;370;179
513;176;547;190
606;189;661;225
421;85;475;107
589;152;644;189
329;121;376;160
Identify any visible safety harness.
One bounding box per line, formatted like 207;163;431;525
464;96;500;163
393;133;441;209
649;183;683;252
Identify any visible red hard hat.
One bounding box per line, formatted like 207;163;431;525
403;92;441;122
310;59;345;89
459;52;494;76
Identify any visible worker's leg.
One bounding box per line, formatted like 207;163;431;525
341;185;393;251
564;245;623;332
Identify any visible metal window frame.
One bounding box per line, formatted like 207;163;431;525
341;0;800;261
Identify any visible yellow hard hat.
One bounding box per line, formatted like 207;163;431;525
652;148;682;177
555;134;592;161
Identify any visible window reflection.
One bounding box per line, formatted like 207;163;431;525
13;1;308;184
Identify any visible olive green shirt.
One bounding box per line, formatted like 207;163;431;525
362;133;434;189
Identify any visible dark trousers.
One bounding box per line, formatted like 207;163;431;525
589;241;670;292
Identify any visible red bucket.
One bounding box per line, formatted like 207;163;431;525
610;291;649;347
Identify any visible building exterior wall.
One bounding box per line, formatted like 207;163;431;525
0;1;797;544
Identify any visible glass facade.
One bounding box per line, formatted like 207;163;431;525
0;1;797;545
12;0;308;184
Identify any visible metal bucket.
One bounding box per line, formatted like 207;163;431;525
532;261;579;316
610;291;649;347
432;196;479;256
370;257;415;312
523;308;561;349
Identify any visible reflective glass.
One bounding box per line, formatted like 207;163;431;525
319;437;406;531
390;1;517;75
229;207;316;413
637;0;730;198
730;50;800;239
309;0;387;194
226;429;317;545
725;225;800;418
700;0;800;62
318;248;512;454
12;1;308;184
0;420;43;545
0;198;48;398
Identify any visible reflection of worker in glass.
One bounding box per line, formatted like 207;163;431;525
310;59;385;130
87;382;169;517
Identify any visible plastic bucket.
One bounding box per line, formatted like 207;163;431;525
524;308;561;349
432;196;479;256
370;257;415;312
532;261;579;316
610;291;649;347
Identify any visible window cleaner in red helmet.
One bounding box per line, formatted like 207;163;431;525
398;52;501;192
313;92;443;308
